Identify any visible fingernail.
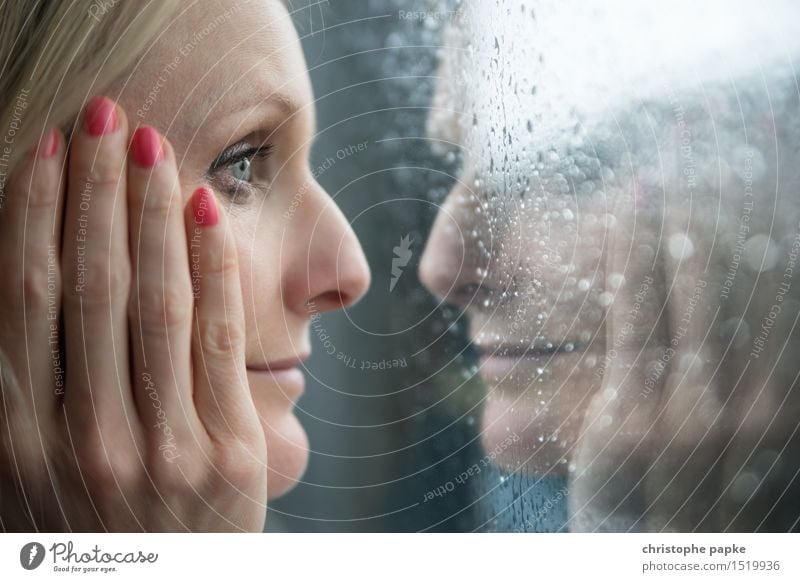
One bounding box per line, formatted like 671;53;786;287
131;126;164;167
192;186;219;227
33;128;59;159
84;96;118;136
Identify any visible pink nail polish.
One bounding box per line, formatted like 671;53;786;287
33;128;58;159
84;96;118;136
192;186;219;227
131;126;164;168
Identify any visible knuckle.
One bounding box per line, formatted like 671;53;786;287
203;246;238;278
72;166;124;196
19;173;61;211
136;183;179;216
21;266;56;310
198;316;245;357
76;443;139;492
212;440;262;487
0;261;58;312
64;254;131;305
148;446;200;489
132;282;192;333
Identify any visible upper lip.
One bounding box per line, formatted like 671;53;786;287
246;353;309;372
472;341;582;358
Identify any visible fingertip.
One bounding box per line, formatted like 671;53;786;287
83;96;116;136
190;186;220;227
130;125;165;168
29;127;61;160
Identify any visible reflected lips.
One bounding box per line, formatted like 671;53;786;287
246;355;308;400
473;342;581;381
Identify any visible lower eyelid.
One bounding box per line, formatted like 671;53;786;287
208;174;254;203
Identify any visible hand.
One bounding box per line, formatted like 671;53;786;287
0;96;267;532
568;165;799;532
567;178;728;531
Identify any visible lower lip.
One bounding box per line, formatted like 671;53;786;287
478;355;535;382
246;367;305;400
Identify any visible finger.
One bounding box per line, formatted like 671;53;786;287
185;186;259;442
0;128;66;423
61;96;139;443
126;126;200;448
569;176;670;531
645;184;731;530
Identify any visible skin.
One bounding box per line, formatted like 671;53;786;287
420;159;609;476
0;0;369;531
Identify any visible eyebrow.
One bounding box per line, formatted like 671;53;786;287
204;88;298;124
236;89;316;143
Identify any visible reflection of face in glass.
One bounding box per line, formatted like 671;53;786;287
420;1;620;476
421;0;800;531
420;139;611;476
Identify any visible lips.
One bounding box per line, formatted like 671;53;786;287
473;341;581;359
246;354;309;401
472;341;582;382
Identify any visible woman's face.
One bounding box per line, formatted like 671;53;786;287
418;6;612;475
420;160;609;475
109;0;370;498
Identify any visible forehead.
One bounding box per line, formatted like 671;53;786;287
117;0;310;141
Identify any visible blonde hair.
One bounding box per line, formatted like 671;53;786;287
0;1;179;172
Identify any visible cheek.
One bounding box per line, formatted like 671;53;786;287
234;225;286;344
251;384;309;499
480;355;599;474
232;219;309;498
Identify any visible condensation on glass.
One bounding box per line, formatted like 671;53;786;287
421;0;800;531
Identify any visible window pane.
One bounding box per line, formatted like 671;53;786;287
274;0;800;532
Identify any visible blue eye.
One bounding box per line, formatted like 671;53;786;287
208;142;275;202
230;156;252;182
209;142;274;183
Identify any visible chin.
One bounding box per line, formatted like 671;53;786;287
481;394;564;475
480;382;583;476
261;410;309;499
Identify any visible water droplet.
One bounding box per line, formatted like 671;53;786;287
743;234;780;272
730;471;761;504
668;233;695;260
608;273;625;290
598;292;614;307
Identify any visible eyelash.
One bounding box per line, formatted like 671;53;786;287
207;142;275;203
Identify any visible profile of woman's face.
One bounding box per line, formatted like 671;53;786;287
419;1;800;518
108;0;370;498
419;4;614;476
420;161;609;475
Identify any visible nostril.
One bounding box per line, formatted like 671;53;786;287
448;282;494;309
309;290;352;312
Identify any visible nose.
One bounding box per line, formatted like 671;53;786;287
285;178;370;315
419;179;497;310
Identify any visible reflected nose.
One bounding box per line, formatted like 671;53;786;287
419;179;496;310
285;179;370;315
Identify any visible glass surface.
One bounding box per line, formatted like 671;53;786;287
273;0;800;532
